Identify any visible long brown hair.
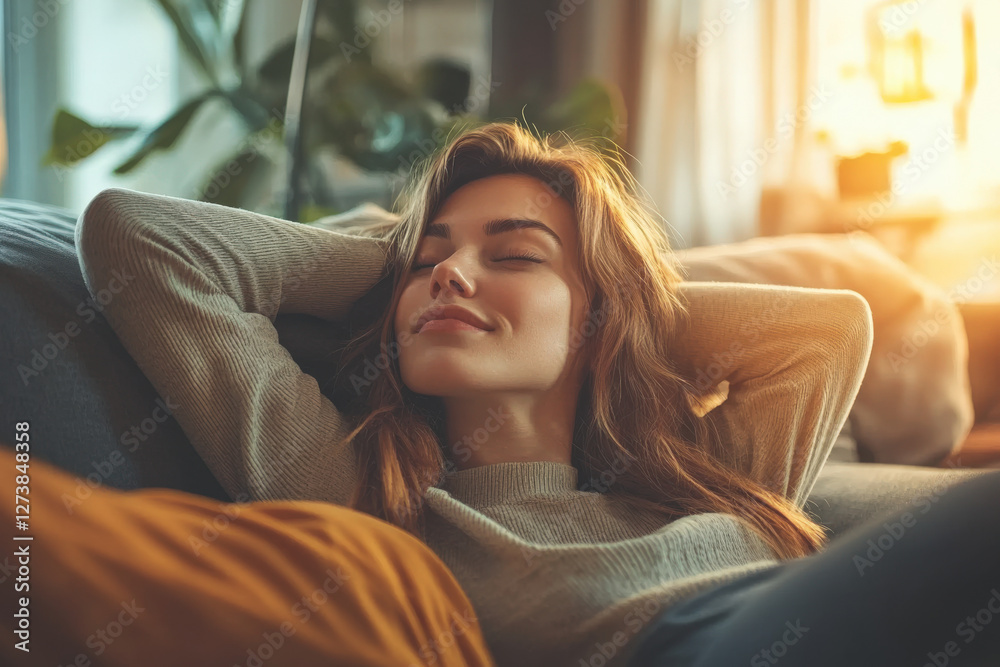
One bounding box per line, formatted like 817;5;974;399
331;120;826;559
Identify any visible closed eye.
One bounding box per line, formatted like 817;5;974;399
411;252;545;271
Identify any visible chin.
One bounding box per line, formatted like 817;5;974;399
402;363;492;396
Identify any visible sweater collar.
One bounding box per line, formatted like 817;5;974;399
437;461;580;508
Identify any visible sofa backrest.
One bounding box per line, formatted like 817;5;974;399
1;199;231;499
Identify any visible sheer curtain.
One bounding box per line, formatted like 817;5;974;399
634;0;814;249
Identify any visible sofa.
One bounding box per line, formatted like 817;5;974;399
0;196;994;543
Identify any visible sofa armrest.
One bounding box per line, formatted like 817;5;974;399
805;461;994;541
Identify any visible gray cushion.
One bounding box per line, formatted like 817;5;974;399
0;199;229;499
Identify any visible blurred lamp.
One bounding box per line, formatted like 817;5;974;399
867;1;977;142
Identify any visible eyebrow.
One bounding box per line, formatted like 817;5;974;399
423;217;563;248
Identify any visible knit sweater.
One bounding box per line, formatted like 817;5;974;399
75;188;875;667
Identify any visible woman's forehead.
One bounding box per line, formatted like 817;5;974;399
429;175;577;242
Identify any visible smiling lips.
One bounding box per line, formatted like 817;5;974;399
414;305;494;334
418;319;490;334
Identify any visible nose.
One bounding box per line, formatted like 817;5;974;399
430;257;472;296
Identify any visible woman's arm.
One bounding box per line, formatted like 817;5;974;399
672;281;875;508
75;188;391;504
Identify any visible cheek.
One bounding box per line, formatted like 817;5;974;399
512;283;577;345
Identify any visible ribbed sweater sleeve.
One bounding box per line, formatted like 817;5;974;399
673;281;875;508
74;188;390;504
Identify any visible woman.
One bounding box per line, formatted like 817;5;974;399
7;121;999;667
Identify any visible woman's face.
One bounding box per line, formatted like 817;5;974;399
394;173;590;397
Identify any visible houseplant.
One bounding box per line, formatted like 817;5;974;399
45;0;625;220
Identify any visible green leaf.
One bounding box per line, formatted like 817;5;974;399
198;146;274;208
198;0;221;25
43;109;138;166
112;92;218;174
222;88;273;132
152;0;219;86
200;0;245;86
186;0;224;63
212;0;246;61
232;0;249;74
